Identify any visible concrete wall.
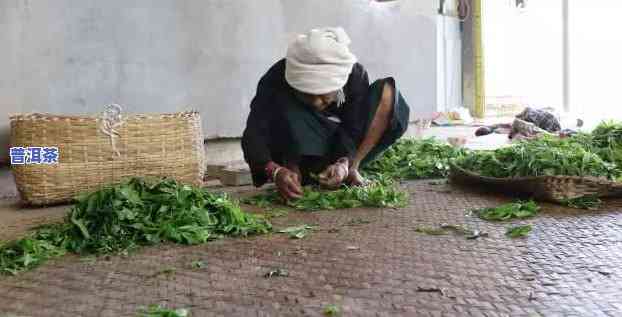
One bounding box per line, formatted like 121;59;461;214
1;0;458;163
483;0;562;109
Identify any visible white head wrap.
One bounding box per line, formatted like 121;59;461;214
285;27;358;96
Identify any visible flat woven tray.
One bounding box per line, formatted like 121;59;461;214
10;108;206;205
449;163;622;203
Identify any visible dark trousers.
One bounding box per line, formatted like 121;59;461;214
270;78;410;184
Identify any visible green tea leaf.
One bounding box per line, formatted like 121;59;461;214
506;225;533;238
137;304;189;317
278;225;313;239
264;268;289;278
323;304;340;317
414;223;486;239
190;260;205;269
475;200;540;221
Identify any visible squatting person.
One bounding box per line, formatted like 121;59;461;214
242;27;411;200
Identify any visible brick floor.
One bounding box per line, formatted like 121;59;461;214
1;181;622;316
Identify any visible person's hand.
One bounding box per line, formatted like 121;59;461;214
345;168;368;187
274;167;303;201
318;158;349;189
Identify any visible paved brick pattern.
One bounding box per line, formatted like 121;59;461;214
0;199;68;241
1;181;622;316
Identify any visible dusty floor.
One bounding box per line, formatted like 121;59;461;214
4;127;612;316
1;180;622;316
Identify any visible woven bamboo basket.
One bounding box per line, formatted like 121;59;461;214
9;108;206;205
449;163;622;203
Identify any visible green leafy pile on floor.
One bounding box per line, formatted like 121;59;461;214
363;138;466;180
137;304;189;317
361;121;622;182
0;178;271;275
66;178;270;254
474;200;540;221
454;135;620;180
243;179;407;212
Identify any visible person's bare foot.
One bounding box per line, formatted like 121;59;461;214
318;158;349;189
345;168;367;186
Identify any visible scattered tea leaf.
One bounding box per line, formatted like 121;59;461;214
506;225;533;238
278;225;313;239
137;304;189;317
323;304;340;316
415;223;488;240
264;268;289;278
240;194;273;208
190;260;205;269
292;248;307;257
475;200;540;221
465;230;489;240
440;224;471;234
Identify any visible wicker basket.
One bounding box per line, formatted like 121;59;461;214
449;163;622;203
10;109;206;205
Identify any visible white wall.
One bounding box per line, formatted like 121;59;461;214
569;0;622;127
1;0;458;162
436;0;463;113
437;14;463;112
483;0;563;109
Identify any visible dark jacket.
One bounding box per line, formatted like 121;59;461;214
242;59;370;186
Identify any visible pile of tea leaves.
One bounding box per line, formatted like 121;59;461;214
560;195;602;210
363;138;466;180
454;135;620;180
0;178;271;275
243;179;407;212
576;121;622;170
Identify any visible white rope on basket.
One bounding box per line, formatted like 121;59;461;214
100;104;125;157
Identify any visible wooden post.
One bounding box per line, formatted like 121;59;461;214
473;0;486;118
